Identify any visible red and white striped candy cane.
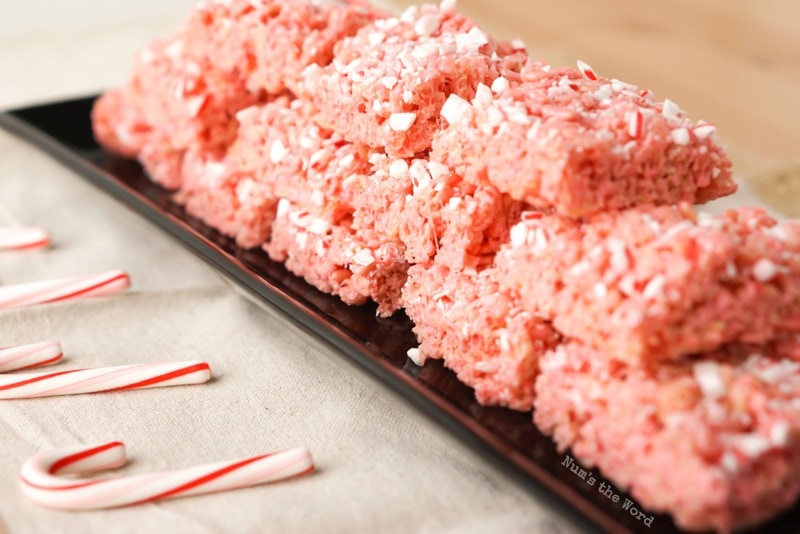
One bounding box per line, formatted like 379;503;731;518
0;270;130;309
0;360;211;399
0;341;63;372
0;227;50;251
20;441;315;510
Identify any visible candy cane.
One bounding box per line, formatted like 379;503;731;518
0;227;50;251
20;441;315;510
0;341;63;372
0;270;130;309
0;360;211;399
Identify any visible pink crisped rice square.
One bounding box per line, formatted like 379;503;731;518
183;0;384;96
349;154;523;271
533;337;800;532
265;198;408;316
403;262;560;410
431;60;736;216
496;203;800;363
299;1;526;157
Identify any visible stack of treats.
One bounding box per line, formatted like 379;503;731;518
92;0;800;530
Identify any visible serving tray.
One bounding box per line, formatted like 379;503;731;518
2;96;797;534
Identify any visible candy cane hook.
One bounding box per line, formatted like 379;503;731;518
20;442;315;510
0;270;130;309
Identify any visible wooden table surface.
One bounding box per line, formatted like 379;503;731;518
389;0;800;214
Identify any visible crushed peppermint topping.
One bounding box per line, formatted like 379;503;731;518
670;127;690;145
771;421;790;446
511;38;526;50
351;248;375;266
693;361;726;399
472;83;493;109
456;27;489;54
407;347;427;366
642;274;666;300
627;110;643;139
732;434;772;458
270;139;288;164
662;98;682;119
381;76;399;89
693;123;717;139
441;94;472;125
752;258;779;282
368;31;385;47
388;112;417;132
389;158;409;178
576;59;597;81
491;76;510;94
414;14;441;37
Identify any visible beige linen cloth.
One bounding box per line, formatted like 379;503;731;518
0;2;586;533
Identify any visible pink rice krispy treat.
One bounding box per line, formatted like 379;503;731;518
91;88;151;159
300;1;525;157
496;203;800;363
129;35;264;188
177;97;376;248
403;262;560;410
175;147;277;248
228;98;373;224
350;154;523;271
534;337;800;532
430;60;736;217
184;0;383;96
265;198;408;315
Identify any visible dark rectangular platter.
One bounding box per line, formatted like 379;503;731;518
1;96;796;534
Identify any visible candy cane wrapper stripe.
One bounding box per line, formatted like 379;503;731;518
0;361;211;399
0;341;63;372
20;442;314;510
0;227;49;251
0;270;130;309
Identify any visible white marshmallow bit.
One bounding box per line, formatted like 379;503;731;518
388;112;417;132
